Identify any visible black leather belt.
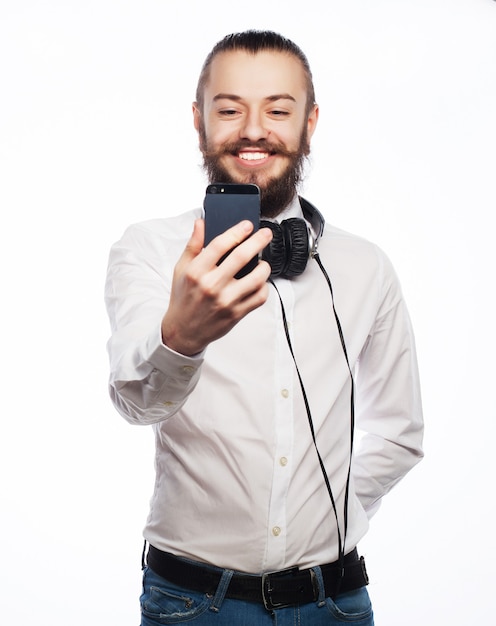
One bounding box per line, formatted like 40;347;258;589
147;545;369;610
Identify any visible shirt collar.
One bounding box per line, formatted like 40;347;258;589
266;195;304;223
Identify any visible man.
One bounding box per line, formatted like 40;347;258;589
105;30;423;625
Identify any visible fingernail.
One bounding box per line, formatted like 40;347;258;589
240;220;253;233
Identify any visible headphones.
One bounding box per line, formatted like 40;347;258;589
266;199;354;576
261;197;325;278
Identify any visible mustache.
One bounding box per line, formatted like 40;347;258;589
200;139;302;159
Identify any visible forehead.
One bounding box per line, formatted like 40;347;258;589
204;50;308;102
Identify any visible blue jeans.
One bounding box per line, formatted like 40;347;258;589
140;565;374;625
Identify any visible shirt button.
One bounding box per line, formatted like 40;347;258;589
272;526;282;537
281;389;289;398
279;457;288;467
181;365;195;374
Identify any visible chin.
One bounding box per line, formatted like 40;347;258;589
231;166;285;190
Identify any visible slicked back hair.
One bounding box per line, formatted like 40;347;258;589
195;30;316;116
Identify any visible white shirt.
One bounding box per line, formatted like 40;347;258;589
105;197;424;573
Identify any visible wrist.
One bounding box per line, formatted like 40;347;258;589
161;315;205;357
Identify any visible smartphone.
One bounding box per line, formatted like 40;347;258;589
203;183;261;278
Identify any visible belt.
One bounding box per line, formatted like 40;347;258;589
147;545;369;610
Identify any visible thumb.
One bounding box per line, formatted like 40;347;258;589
182;218;205;261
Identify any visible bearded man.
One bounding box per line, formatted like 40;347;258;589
105;30;423;626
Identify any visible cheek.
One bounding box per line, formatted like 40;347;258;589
204;118;237;146
283;124;305;149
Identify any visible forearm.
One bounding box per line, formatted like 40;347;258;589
108;321;203;425
352;269;424;517
352;426;423;517
105;218;204;424
105;213;271;424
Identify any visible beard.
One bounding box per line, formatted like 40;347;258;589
198;125;310;218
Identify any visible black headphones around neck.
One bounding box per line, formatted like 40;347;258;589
261;197;325;279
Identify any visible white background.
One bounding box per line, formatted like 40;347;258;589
1;1;495;624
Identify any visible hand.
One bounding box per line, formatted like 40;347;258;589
161;219;273;356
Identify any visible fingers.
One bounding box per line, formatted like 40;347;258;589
202;221;273;279
162;220;272;356
178;219;271;280
182;219;205;262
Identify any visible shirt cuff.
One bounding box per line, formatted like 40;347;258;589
146;322;205;378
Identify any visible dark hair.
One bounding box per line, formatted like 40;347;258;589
195;30;316;114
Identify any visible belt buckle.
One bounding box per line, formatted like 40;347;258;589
261;566;304;611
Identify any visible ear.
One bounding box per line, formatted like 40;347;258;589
306;103;319;141
192;102;201;133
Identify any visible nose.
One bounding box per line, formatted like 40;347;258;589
240;110;269;142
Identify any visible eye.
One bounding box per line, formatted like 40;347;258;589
218;109;239;117
269;110;290;117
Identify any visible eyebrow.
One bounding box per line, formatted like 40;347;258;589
212;93;297;104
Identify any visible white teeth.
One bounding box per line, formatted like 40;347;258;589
239;152;268;161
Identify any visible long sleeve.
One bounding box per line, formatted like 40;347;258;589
104;214;203;425
352;253;424;517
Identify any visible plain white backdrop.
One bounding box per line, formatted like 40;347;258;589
1;1;495;624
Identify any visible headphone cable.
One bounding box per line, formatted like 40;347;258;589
269;254;355;583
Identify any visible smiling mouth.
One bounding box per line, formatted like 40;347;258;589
237;151;272;162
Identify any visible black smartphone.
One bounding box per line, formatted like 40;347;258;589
203;183;261;278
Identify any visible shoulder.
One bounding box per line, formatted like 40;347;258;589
120;208;201;243
111;208;202;260
321;223;391;265
318;223;401;297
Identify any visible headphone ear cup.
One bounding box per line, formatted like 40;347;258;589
260;218;310;278
260;220;286;277
281;218;309;277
